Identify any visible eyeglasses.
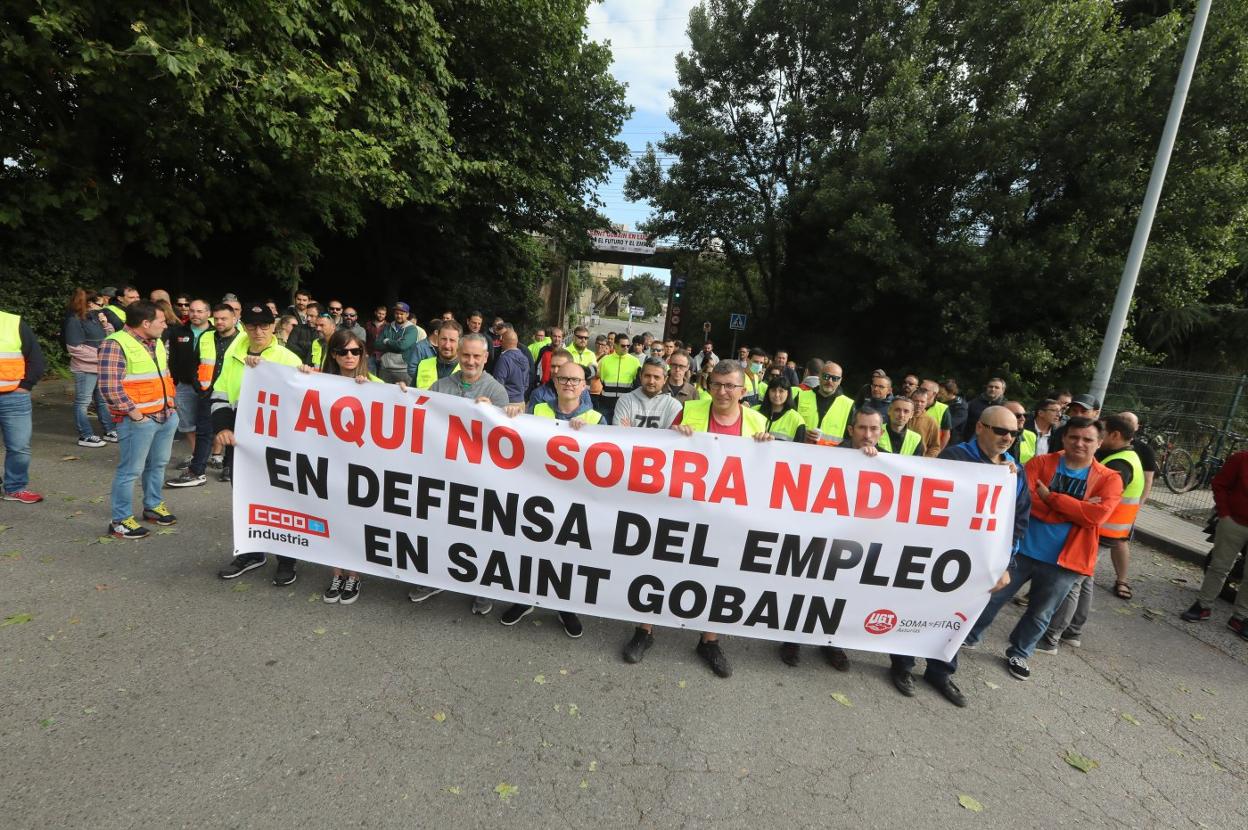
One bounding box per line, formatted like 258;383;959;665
982;425;1021;438
669;363;689;370
709;382;742;392
333;347;363;357
821;373;842;381
554;376;584;385
175;302;190;308
328;306;343;312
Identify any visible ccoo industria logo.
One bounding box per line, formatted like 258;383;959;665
249;504;329;545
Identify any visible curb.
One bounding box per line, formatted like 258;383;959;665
1134;527;1206;568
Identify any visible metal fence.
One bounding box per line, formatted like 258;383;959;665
1105;367;1248;522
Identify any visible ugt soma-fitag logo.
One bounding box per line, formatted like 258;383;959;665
247;504;329;547
864;608;968;635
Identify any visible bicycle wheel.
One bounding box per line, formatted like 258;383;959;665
1163;447;1198;493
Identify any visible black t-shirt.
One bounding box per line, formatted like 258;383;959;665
1131;438;1157;473
1095;446;1135;489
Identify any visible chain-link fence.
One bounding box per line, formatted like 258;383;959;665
1105;368;1248;522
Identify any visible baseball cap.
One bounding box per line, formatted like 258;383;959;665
392;301;411;313
241;302;276;325
1070;394;1100;411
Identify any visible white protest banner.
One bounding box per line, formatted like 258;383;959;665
232;364;1015;660
588;229;656;254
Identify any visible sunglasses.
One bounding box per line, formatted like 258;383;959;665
983;425;1021;438
821;373;842;381
333;347;362;357
175;302;190;307
329;307;343;312
343;313;357;318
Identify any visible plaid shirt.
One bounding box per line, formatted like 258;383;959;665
98;330;171;423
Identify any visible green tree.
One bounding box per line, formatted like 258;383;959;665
628;0;1248;392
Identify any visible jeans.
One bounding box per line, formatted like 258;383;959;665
0;391;33;493
110;413;179;521
1197;516;1248;617
189;394;215;476
964;554;1083;661
1045;574;1093;642
71;371;115;439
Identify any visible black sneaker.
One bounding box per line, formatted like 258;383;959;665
622;628;654;664
779;642;800;666
323;574;343;603
338;575;359;605
109;516;150;540
174;456;193;470
927;675;967;707
821;645;850;671
891;668;916;697
166;470;207;488
558;611;583;638
272;560;297;586
1181;602;1211;622
1007;656;1031;681
142;502;176;526
219;466;232;483
696;639;732;678
500;604;533;626
218;553;266;579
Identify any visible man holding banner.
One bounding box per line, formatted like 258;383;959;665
621;360;773;678
887;405;1029;706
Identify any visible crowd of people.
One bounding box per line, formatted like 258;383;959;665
1;286;1246;706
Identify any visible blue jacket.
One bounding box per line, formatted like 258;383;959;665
939;439;1031;558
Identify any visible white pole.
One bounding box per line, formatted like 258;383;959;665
1089;0;1213;405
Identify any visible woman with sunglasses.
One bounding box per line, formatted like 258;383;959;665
754;378;806;442
298;330;406;604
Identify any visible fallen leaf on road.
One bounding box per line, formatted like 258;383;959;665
830;692;852;707
579;779;588;789
94;584;110;591
88;497;103;504
1114;607;1134;615
1;612;34;627
1063;750;1099;773
1191;713;1206;722
432;711;447;723
1;551;21;559
588;760;598;772
232;583;249;592
677;679;687;689
93;536;114;545
984;681;1000;690
0;524;10;533
533;674;546;684
1201;688;1217;696
559;669;568;675
958;794;985;813
312;627;327;635
1121;713;1141;726
446;786;461;795
307;593;319;603
495;782;518;802
38;718;54;728
60;455;80;461
1211;761;1227;772
155;529;175;535
567;703;580;717
83;707;97;715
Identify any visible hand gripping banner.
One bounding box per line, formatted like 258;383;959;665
233;363;1015;660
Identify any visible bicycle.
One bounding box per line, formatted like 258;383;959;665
1136;423;1179;475
1163;422;1248;494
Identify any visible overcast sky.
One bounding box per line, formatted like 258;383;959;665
584;0;699;279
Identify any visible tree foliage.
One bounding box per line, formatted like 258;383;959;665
605;272;667;317
627;0;1248;392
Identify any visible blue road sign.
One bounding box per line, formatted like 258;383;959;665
729;313;747;331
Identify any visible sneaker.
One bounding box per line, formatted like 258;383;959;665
696;639;732;678
1034;639;1059;655
1227;617;1247;637
273;560;297;586
961;637;980;651
821;645;850;671
500;604;534;626
558;611;583;638
891;668;916;697
622;628;654;664
3;489;44;504
207;454;224;469
142;502;177;526
218;553;266;579
338;575;360;605
407;585;443;603
174;455;194;470
166;470;207;488
100;431;119;443
323;574;343;603
218;466;232;483
927;675;967;707
109;516;149;539
1012;593;1030;607
77;435;106;448
471;596;493;615
1058;632;1082;648
1007;656;1031;681
779;642;800;666
1181;602;1211;622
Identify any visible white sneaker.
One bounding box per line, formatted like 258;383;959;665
471;596;493;615
77;435;106;448
407;585;443;603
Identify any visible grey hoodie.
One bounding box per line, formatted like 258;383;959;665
612;387;683;428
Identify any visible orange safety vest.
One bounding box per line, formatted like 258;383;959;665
105;330;176;417
0;311;25;393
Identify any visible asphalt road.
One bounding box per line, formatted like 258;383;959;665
3;380;1247;828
